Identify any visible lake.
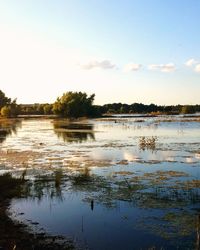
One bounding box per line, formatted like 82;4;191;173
0;116;200;250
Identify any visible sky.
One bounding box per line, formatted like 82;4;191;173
0;0;200;105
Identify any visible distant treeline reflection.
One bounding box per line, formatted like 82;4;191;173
0;119;21;143
53;121;95;143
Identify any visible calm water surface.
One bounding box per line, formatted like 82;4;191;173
0;117;200;249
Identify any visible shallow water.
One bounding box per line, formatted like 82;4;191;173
0;117;200;249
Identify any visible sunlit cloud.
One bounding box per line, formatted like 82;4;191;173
148;63;176;72
123;63;142;72
81;60;116;70
185;58;198;67
185;58;200;73
195;64;200;73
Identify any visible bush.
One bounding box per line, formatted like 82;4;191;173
43;104;53;115
53;91;98;118
1;106;12;117
1;103;19;118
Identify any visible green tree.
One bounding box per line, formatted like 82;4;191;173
1;106;12;117
181;105;195;114
53;92;96;118
0;97;20;118
0;90;11;109
43;104;53;115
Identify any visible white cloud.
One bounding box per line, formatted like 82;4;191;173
81;60;116;70
148;63;176;72
123;63;142;72
185;58;198;67
195;64;200;72
184;59;200;73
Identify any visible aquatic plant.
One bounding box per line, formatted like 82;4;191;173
139;136;157;150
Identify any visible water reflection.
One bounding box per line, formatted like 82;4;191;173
1;117;199;249
11;167;200;250
24;170;67;202
53;120;95;143
0;119;21;143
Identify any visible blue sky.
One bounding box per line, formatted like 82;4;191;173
0;0;199;105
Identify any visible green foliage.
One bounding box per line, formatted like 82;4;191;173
1;106;12;117
1;88;200;116
19;103;53;115
0;90;19;117
181;105;195;114
101;103;200;114
53;91;97;118
43;104;53;115
0;101;20;118
0;90;11;109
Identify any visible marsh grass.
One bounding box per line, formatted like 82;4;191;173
139;136;157;150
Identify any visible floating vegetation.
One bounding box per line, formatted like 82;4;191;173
0;150;42;167
0;117;199;250
139;136;158;151
138;211;198;249
144;170;190;181
175;179;200;190
129;170;190;185
116;160;129;165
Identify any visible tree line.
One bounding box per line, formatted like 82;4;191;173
0;89;199;118
100;103;200;115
